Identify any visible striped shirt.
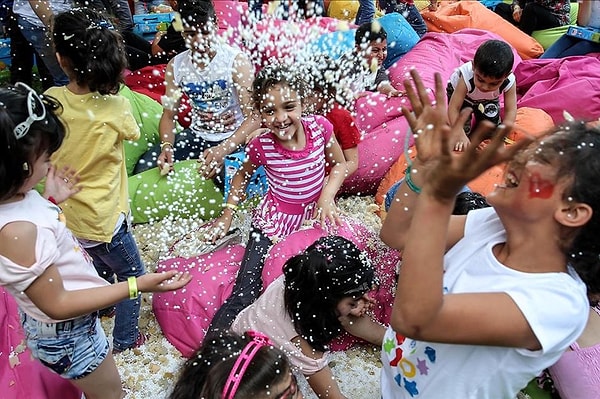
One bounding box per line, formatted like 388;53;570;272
247;115;333;241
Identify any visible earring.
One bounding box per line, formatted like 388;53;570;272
567;213;574;219
22;162;29;171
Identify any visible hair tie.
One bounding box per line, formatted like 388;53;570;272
221;331;272;399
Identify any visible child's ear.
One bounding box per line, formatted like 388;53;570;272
556;203;592;227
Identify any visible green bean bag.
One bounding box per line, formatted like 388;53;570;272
128;160;224;224
119;85;162;176
531;2;579;50
517;377;554;399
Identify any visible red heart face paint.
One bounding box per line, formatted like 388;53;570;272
528;171;555;199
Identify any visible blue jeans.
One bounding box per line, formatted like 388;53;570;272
84;221;146;352
391;2;427;37
355;0;376;25
541;34;600;58
21;311;109;379
17;17;69;86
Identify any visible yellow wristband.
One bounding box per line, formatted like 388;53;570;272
160;141;173;152
223;203;238;212
128;276;138;300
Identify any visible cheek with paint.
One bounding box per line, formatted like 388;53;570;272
528;172;555;199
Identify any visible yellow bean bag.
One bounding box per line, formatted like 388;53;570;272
328;0;359;21
421;1;544;59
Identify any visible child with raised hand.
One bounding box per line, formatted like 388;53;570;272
169;330;301;399
48;8;150;354
206;64;348;335
0;83;191;399
379;69;599;398
447;39;517;152
230;235;380;399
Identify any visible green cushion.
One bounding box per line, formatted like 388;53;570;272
119;85;162;176
518;378;554;399
531;2;579;50
128;159;224;224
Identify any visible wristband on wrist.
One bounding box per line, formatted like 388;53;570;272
223;203;239;212
160;141;173;152
404;165;422;194
128;276;139;300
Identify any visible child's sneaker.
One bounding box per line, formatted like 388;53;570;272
112;332;147;354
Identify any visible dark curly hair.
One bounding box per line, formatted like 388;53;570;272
169;330;291;399
473;39;514;79
0;84;65;201
284;236;376;352
52;8;127;95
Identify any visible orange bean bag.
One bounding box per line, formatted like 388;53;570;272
420;1;544;60
375;107;555;217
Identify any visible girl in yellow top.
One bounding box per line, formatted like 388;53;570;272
48;8;147;354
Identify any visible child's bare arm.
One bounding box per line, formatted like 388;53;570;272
202;159;257;243
0;222;191;320
316;136;346;226
447;79;468;126
502;84;517;127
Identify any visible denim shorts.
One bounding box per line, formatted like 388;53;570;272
20;312;110;380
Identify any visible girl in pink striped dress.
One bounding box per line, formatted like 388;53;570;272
206;64;348;333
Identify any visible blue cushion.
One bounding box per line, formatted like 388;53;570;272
376;12;420;69
306;29;356;60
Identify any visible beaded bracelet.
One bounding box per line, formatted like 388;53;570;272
128;276;138;300
404;165;422;194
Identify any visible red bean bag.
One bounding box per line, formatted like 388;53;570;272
0;289;82;399
123;65;192;129
420;0;544;60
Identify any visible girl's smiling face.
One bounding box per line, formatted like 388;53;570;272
259;84;304;144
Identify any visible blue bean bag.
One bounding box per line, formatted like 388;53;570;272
376;12;420;69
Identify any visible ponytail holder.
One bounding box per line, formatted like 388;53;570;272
221;331;272;399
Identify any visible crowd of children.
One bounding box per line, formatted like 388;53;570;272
1;0;599;398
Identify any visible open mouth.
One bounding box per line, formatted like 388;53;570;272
274;123;292;136
499;170;520;188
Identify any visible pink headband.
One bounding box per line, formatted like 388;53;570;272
221;331;272;399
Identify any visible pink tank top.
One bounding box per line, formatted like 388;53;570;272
549;305;600;399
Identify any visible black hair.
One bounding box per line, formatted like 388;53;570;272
178;0;216;29
283;236;376;352
52;8;127;95
355;21;387;48
528;121;600;295
472;40;514;79
252;64;307;112
0;84;65;201
453;191;490;215
169;330;290;399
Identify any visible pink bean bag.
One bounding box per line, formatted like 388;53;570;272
420;0;543;59
515;54;600;124
0;289;82;399
153;218;400;357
